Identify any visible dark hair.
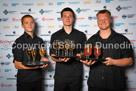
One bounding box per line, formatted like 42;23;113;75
21;15;34;24
96;10;111;17
61;7;75;19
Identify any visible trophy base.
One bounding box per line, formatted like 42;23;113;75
22;61;50;67
80;57;106;62
52;55;78;58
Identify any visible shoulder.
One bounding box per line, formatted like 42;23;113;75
36;36;44;42
88;33;97;41
14;34;25;43
114;32;130;42
51;29;62;38
74;28;86;37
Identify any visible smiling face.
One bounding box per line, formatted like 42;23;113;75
97;13;112;31
22;17;35;33
61;11;74;27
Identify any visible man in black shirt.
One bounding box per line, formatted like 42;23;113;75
81;10;134;91
12;15;48;91
50;7;86;91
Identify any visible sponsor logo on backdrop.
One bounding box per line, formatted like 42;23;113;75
7;75;16;80
115;23;124;26
0;75;3;79
23;3;34;6
57;2;65;5
37;3;44;6
119;0;132;1
3;26;10;29
88;16;97;20
6;54;13;59
112;16;118;19
122;14;136;19
12;3;19;6
45;83;54;88
3;10;17;15
4;69;12;72
48;2;53;5
14;26;19;29
96;0;101;3
3;3;8;6
116;5;132;12
68;2;80;5
5;31;20;37
84;1;91;4
47;69;55;72
57;17;61;21
39;9;53;15
40;31;51;36
48;26;54;28
12;18;21;22
0;61;11;66
120;29;133;35
0;40;13;50
76;8;90;13
0;83;13;87
0;18;9;22
129;23;136;26
84;30;93;36
79;25;90;27
36;25;44;29
42;17;54;21
76;17;85;20
21;9;35;14
105;0;114;3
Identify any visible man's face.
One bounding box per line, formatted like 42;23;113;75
61;11;74;26
22;17;35;32
97;13;112;30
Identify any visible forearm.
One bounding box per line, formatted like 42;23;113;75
51;54;63;62
14;60;38;69
112;57;133;67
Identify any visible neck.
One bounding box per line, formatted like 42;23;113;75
99;28;111;39
26;31;33;38
63;25;72;34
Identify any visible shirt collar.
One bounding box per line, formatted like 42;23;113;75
96;29;117;40
60;27;74;34
23;32;37;39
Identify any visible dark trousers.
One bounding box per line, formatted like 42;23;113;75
54;75;82;91
17;80;42;91
88;87;125;91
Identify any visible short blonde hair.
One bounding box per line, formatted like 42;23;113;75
96;10;111;17
21;15;34;24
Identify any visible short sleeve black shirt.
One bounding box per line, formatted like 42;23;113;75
50;28;87;77
12;32;44;82
87;29;134;89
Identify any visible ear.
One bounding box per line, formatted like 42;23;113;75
61;17;63;21
21;24;24;28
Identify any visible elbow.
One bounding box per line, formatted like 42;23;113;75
128;58;133;66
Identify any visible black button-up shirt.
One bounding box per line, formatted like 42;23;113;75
87;29;134;89
50;28;87;77
12;32;44;82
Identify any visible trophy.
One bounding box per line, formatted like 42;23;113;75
69;40;75;56
83;43;92;59
64;39;70;56
23;46;49;66
39;47;46;58
94;45;101;59
54;40;61;56
26;48;32;64
31;48;37;65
